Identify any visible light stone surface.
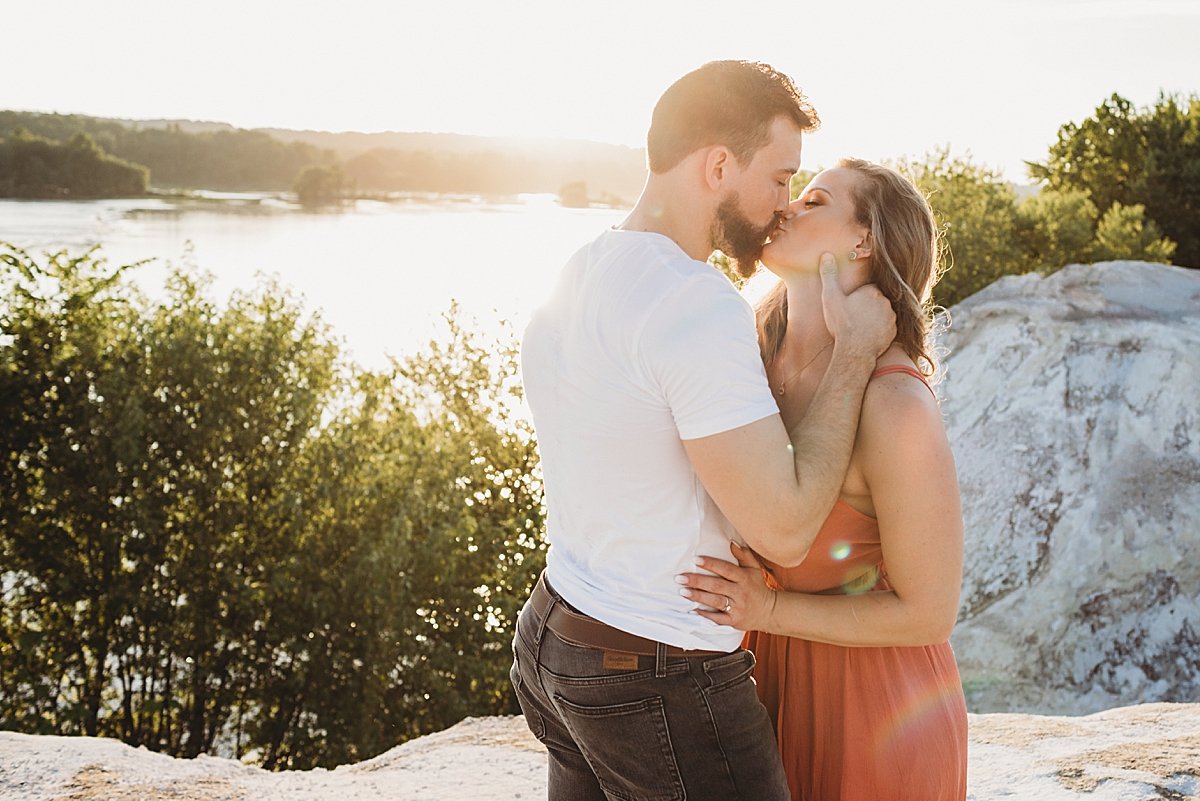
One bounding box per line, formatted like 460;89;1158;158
2;708;1197;801
941;261;1200;714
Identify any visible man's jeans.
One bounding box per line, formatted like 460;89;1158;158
510;579;790;801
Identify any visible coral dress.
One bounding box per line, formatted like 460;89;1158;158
745;367;969;801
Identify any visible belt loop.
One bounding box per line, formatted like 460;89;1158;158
533;573;554;647
655;641;667;678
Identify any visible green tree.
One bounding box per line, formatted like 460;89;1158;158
900;149;1026;307
1087;202;1177;263
1014;188;1099;272
0;111;339;192
0;244;545;768
244;310;544;769
293;165;350;206
137;271;341;757
1029;92;1200;267
0;244;148;736
708;251;745;288
0;244;340;754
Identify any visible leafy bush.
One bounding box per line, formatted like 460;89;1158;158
0;244;544;768
1030;92;1200;268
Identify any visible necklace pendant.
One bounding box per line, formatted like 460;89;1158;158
776;386;786;396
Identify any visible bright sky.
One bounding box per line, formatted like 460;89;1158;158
5;0;1198;181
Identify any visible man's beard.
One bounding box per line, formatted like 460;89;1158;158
712;193;781;278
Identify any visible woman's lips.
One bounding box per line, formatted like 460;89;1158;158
765;218;788;245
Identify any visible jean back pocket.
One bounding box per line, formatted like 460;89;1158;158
554;693;684;801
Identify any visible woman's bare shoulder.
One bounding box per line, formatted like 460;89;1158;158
859;347;943;445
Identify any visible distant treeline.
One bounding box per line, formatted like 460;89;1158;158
0;111;335;191
266;128;648;202
0;111;647;202
0;130;148;198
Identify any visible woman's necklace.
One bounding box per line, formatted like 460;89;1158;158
772;339;834;396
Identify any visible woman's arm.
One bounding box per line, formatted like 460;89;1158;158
678;372;964;647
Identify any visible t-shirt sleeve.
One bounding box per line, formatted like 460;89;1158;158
638;272;780;440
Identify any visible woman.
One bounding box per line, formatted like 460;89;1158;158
678;159;968;800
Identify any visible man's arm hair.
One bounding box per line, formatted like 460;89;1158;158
682;342;875;566
682;254;896;566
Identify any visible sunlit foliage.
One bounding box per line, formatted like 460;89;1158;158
0;244;545;768
1030;92;1200;267
895;148;1179;308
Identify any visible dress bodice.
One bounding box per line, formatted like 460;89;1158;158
761;499;889;596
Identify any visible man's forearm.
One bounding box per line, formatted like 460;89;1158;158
781;343;875;554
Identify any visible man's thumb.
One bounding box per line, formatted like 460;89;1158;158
819;252;840;296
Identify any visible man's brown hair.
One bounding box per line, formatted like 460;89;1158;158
647;60;819;174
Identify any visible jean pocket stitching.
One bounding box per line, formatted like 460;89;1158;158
702;650;755;694
553;694;685;801
511;649;547;740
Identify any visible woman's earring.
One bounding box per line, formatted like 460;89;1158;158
848;250;857;261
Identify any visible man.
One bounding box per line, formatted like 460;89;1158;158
512;61;896;800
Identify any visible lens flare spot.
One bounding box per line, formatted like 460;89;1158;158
830;541;851;561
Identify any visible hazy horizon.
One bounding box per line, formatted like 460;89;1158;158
5;0;1200;181
0;110;648;151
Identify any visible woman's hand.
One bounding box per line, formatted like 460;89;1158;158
676;542;778;631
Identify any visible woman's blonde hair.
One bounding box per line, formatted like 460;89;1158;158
756;158;943;377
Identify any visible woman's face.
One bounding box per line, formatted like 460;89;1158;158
761;167;868;275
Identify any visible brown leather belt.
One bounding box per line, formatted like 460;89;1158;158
530;573;730;658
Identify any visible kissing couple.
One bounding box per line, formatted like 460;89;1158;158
512;60;968;801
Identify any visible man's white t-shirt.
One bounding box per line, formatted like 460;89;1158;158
521;228;780;651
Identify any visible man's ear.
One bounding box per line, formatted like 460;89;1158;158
703;146;732;191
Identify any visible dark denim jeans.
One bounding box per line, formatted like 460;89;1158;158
510;581;790;801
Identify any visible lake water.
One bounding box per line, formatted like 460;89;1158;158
0;194;628;368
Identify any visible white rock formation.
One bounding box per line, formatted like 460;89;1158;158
2;707;1197;801
942;261;1200;714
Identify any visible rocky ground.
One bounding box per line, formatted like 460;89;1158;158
2;704;1198;800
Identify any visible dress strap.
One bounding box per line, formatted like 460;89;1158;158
869;365;936;399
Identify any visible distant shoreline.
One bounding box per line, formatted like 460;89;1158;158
0;109;649;205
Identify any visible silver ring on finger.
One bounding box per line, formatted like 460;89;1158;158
723;597;733;613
